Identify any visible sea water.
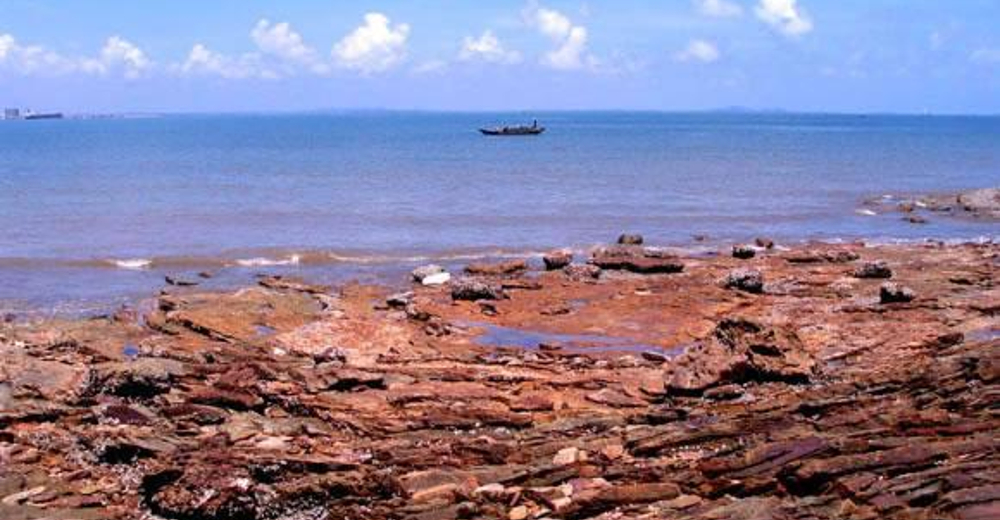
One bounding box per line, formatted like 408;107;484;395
1;111;997;313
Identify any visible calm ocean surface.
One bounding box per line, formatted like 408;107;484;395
1;112;998;313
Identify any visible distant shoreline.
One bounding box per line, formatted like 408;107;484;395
7;108;1000;119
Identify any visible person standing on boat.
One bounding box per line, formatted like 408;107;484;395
532;119;538;129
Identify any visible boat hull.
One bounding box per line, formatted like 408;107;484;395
480;127;545;136
24;113;64;120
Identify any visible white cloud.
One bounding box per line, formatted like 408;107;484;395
695;0;743;18
675;39;720;63
0;33;150;78
459;30;521;64
970;48;1000;65
0;34;74;75
332;12;409;74
80;36;151;79
251;19;329;74
755;0;813;37
177;44;275;80
0;34;15;60
525;3;595;71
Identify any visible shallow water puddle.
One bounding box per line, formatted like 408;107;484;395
466;322;683;356
254;324;278;337
966;326;1000;342
122;344;140;359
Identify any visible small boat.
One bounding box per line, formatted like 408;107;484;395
480;120;545;136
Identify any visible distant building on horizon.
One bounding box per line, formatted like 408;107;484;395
3;108;21;120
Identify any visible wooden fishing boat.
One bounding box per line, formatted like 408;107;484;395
479;121;545;136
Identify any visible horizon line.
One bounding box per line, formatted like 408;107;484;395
30;107;1000;118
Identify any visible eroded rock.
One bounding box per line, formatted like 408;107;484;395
590;246;684;274
880;282;916;304
543;250;574;271
724;268;764;294
667;318;815;392
855;260;893;279
451;278;505;301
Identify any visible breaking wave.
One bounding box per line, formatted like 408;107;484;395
110;258;153;270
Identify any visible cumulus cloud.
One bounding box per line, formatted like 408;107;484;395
970;48;1000;65
0;34;75;75
524;3;596;71
176;44;275;80
756;0;813;37
695;0;743;18
80;36;151;79
675;39;720;63
251;19;329;74
0;33;150;78
332;12;409;74
459;30;521;64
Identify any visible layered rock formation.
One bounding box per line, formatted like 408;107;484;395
1;241;997;520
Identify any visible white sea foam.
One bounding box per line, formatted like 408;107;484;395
235;254;301;267
111;258;152;270
325;249;549;264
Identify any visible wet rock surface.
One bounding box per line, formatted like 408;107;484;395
732;244;757;259
451;278;506;301
618;233;644;245
863;187;1000;221
590;246;685;274
0;241;998;520
465;260;529;277
543;250;574;271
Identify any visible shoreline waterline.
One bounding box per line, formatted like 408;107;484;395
2;233;997;319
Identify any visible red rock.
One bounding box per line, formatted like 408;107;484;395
590;246;684;274
464;260;529;276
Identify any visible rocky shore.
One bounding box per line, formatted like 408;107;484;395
863;187;1000;224
1;238;997;520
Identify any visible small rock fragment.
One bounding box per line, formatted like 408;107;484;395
412;264;446;283
508;505;529;520
600;444;625;460
755;237;775;249
564;264;602;280
473;483;507;501
451;278;504;301
618;233;644;245
724;268;764;294
165;275;199;287
662;494;703;510
854;260;893;279
543;249;574;270
732;244;756;259
553;447;586;466
386;291;414;309
880;282;916;304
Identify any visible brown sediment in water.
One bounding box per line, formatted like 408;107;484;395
0;240;997;519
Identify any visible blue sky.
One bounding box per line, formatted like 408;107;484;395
1;0;999;113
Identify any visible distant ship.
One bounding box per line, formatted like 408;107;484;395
480;120;545;136
24;112;64;120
